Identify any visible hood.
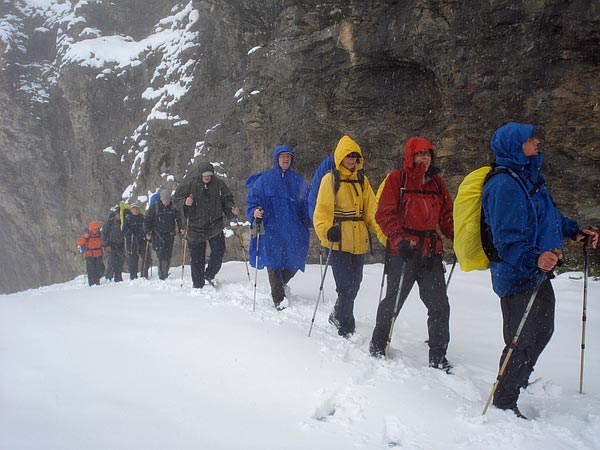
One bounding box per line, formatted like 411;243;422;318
89;221;101;232
490;122;535;166
273;145;295;169
333;135;364;174
403;137;435;170
490;122;543;179
197;161;215;177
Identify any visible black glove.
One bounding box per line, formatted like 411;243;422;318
397;240;416;260
327;226;341;243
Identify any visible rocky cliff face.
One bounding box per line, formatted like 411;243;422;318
0;0;598;293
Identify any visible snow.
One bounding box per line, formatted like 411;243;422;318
1;261;599;450
248;45;262;55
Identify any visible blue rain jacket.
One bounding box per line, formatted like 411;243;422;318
246;145;311;271
482;122;580;297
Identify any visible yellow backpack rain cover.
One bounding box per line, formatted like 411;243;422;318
453;166;493;272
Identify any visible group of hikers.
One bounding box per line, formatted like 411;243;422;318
77;122;598;418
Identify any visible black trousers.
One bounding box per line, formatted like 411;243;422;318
370;254;450;361
129;241;151;279
106;246;125;282
85;256;104;286
189;233;226;288
154;233;175;280
329;250;365;335
267;268;297;304
493;277;555;409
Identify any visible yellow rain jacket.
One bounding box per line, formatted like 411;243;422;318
314;135;381;254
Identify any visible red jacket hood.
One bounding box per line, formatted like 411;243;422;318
404;137;435;170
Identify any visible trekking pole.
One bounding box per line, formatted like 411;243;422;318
252;215;263;312
308;243;334;337
385;260;408;360
378;244;390;303
180;216;189;287
579;227;597;393
318;247;327;304
142;240;150;279
446;256;457;289
482;271;547;415
82;255;87;286
234;217;251;283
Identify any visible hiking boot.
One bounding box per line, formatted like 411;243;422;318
275;297;289;311
429;356;453;373
511;406;528;420
328;312;341;330
338;328;355;339
369;341;385;358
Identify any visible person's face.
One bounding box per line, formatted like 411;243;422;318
413;149;432;170
341;152;359;171
131;208;140;215
278;153;292;171
202;175;212;184
522;137;540;157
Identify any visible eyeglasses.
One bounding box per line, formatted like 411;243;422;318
347;152;360;159
414;149;432;157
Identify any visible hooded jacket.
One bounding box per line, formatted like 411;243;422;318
245;145;311;271
482;122;580;297
77;221;104;258
313;136;380;254
173;162;235;243
376;137;453;257
102;212;124;249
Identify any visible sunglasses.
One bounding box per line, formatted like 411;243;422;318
347;152;361;158
414;149;432;157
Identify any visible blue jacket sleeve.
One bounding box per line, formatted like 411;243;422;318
246;177;264;224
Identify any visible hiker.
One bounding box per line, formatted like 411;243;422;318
246;145;311;310
77;221;104;286
482;122;598;417
102;207;125;282
368;137;454;369
144;189;184;280
313;135;381;337
122;203;150;279
173;162;240;288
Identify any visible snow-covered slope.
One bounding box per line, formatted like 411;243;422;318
1;262;599;450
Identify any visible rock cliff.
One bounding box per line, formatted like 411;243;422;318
0;0;598;293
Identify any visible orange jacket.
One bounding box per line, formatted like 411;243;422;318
77;221;104;258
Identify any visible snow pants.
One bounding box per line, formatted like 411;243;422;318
85;256;104;286
106;246;124;282
189;232;226;288
493;277;555;410
370;254;450;362
129;240;151;279
267;268;297;305
330;250;365;336
154;233;175;280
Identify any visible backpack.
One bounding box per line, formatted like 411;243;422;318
332;168;365;196
454;165;539;272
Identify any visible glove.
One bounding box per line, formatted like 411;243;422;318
78;246;85;254
397;240;416;260
327;226;341;243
